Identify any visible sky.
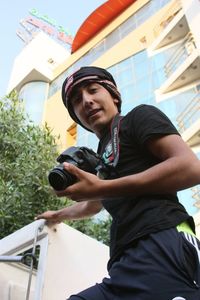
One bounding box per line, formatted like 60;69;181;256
0;0;105;98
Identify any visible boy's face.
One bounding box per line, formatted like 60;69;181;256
70;82;119;138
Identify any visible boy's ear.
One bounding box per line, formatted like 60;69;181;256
113;98;119;104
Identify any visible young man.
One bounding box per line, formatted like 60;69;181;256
37;66;200;300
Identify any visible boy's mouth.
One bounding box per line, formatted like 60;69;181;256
87;108;102;118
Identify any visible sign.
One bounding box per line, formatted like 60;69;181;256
17;9;74;47
29;9;73;38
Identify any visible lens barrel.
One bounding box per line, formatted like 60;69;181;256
48;165;76;191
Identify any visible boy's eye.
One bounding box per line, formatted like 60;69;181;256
71;95;82;105
88;87;97;93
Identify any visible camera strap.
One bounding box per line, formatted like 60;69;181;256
97;113;122;169
110;113;122;167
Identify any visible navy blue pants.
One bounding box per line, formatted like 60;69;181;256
67;228;200;300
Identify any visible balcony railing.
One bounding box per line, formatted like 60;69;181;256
153;0;182;37
164;32;196;78
176;90;200;134
192;186;200;208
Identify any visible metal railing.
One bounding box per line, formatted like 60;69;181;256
176;91;200;134
164;32;196;78
0;221;45;300
192;186;200;208
153;0;182;37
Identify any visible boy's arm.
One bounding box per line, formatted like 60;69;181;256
36;200;103;223
59;134;200;201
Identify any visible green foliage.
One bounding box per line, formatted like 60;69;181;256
0;91;67;238
67;214;111;246
0;91;111;245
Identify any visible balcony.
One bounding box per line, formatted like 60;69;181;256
192;186;200;208
176;88;200;146
148;0;189;53
148;1;189;55
156;32;200;95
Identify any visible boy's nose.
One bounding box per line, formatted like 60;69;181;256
82;91;93;106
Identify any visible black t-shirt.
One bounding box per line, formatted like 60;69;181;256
98;104;195;269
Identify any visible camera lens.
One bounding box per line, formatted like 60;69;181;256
48;166;76;191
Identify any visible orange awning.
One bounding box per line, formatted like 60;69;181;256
71;0;137;53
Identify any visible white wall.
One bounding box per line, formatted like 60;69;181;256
7;32;69;93
0;220;109;300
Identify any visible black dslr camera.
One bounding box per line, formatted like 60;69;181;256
48;146;108;191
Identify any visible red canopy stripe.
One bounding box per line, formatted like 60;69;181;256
71;0;137;53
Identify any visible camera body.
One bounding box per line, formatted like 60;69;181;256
48;146;108;191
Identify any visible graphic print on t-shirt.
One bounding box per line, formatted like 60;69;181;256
102;140;114;165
